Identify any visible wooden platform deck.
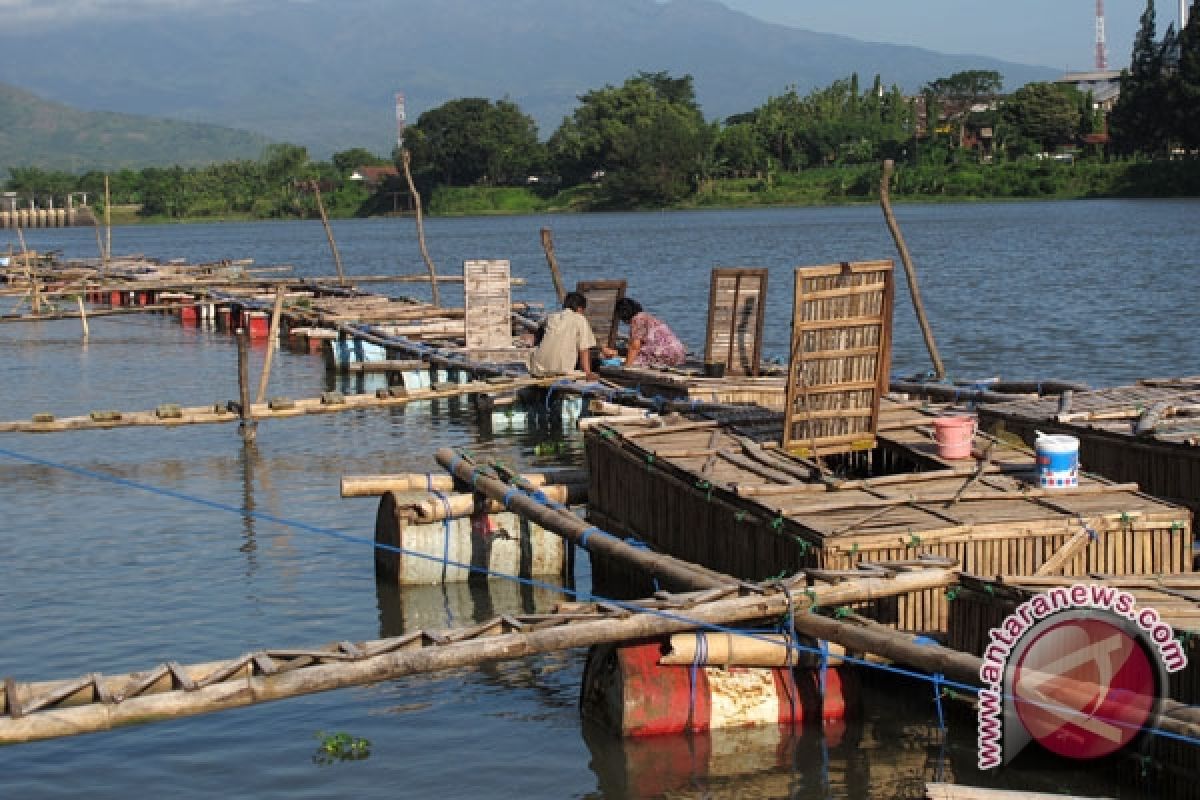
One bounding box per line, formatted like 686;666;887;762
586;398;1193;634
597;362;788;410
979;377;1200;514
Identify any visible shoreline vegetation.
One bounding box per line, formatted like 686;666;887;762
104;159;1200;225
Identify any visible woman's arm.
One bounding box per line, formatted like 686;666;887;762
623;337;642;366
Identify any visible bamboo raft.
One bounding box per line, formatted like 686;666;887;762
0;374;563;434
585;397;1194;635
978;378;1200;514
0;562;957;744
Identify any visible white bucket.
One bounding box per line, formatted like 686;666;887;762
1036;432;1080;488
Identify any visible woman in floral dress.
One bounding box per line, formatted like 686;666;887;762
603;297;687;368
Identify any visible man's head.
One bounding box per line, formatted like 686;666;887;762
563;291;587;312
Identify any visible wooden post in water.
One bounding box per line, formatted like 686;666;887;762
104;175;112;269
255;289;286;404
237;329;257;442
540;227;567;304
879;159;945;380
77;296;89;339
400;150;440;307
309;181;346;287
15;225;40;316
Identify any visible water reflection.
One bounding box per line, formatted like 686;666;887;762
238;439;259;571
375;572;569;636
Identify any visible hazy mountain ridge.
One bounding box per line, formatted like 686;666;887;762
0;0;1058;165
0;83;272;175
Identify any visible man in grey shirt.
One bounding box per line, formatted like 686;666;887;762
529;291;597;381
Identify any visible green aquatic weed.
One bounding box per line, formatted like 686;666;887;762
313;731;372;765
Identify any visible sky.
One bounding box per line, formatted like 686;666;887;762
0;0;1189;71
722;0;1184;71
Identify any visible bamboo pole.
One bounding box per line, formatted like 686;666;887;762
435;448;732;592
400;150;440;307
104;175;112;269
540;227;566;304
879;159;945;380
309;181;346;287
395;484;586;523
341;469;587;497
237;330;256;442
254;289;286;405
0;567;957;743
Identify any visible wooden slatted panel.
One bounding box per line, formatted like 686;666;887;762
704;268;768;376
782;260;894;457
576;279;625;350
464;260;512;351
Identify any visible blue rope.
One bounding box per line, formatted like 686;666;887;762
578;526;604;549
689;631;707;732
3;443;1200;753
432;490;454;586
501;486;520;509
933;673;946;731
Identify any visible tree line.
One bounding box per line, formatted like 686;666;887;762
5;2;1199;219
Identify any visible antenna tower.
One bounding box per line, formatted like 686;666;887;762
1095;0;1108;70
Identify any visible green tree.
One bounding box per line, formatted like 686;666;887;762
407;97;540;187
1169;1;1200;149
1002;83;1083;153
1111;0;1172;154
924;70;1004;147
548;71;711;204
332;148;388;174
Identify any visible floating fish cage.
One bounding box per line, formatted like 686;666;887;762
979;378;1200;516
585;399;1193;635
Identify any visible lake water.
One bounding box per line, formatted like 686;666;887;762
1;201;1195;798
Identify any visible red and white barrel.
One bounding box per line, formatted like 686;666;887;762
581;638;852;737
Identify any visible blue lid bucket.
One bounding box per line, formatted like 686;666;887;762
1036;432;1080;488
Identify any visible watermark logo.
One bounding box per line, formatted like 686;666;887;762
977;583;1187;769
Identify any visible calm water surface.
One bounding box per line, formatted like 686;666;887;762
1;201;1195;798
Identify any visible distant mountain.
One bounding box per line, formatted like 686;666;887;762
0;83;273;175
0;0;1058;160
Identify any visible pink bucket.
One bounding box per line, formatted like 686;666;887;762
933;415;976;459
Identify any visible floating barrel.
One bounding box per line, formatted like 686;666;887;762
581;639;852;736
246;311;270;338
178;301;199;326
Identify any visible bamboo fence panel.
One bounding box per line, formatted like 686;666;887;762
463;260;512;351
782;260;894;457
576;279;625;350
704;268;768;376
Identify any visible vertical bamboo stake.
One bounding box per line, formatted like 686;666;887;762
540;227;566;304
16;224;40;316
309;181;346;287
255;289;286;404
400;150;440;307
237;328;257;442
879;159;945;380
77;296;89;339
92;219;106;278
103;175;112;268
